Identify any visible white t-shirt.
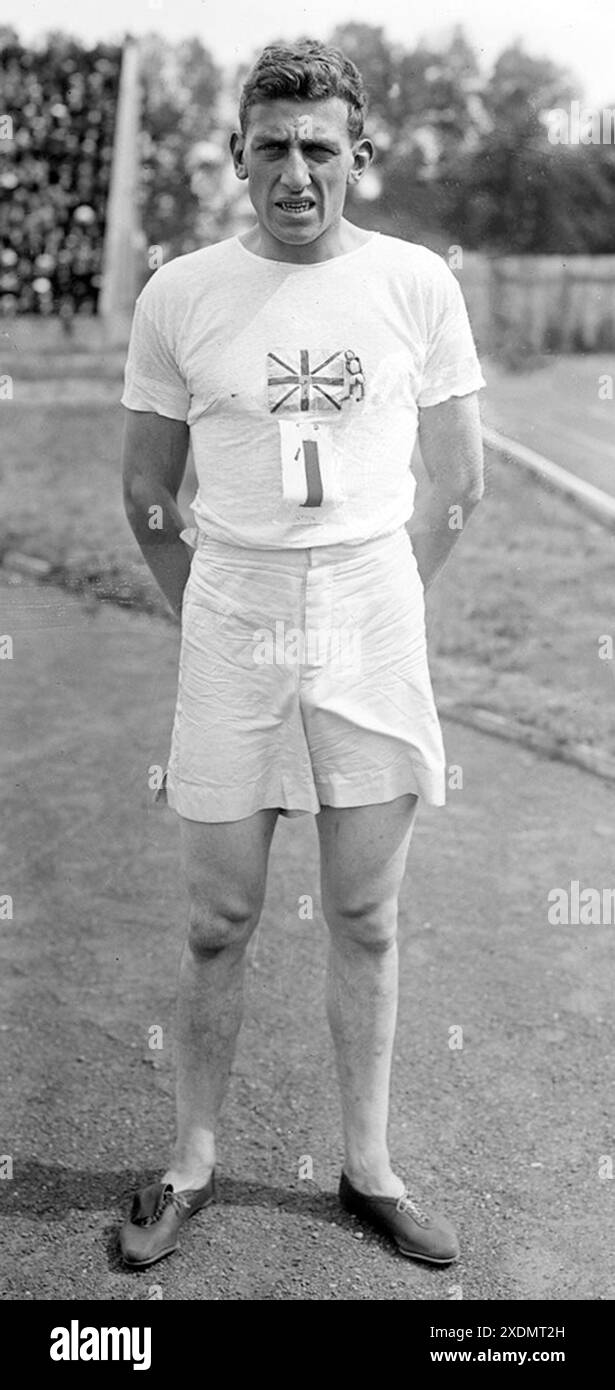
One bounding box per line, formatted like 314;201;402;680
121;231;485;549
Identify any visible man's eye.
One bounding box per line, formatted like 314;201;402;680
258;142;335;158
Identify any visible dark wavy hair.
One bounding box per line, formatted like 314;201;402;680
239;39;368;141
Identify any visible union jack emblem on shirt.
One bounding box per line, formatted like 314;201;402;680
267;348;365;414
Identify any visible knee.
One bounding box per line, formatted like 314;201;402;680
326;898;398;954
186;895;259;959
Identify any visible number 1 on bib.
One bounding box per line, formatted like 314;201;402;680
297;438;323;507
278;419;339;510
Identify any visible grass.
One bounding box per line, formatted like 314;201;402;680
426;449;615;752
0;383;196;613
1;356;613;756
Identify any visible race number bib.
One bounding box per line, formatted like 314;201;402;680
277;419;342;510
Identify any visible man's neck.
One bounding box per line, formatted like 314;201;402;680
239;218;372;264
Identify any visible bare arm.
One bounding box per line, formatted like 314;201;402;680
408;392;484;590
122;408;192;619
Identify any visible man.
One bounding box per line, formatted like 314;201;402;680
119;38;485;1271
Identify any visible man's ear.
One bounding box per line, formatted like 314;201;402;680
348;136;375;184
230;131;248;181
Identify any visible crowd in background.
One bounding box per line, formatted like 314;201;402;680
0;30;121;318
0;30;233;316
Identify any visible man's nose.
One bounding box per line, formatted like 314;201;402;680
279;149;311;190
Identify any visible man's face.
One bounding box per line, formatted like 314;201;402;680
231;97;372;256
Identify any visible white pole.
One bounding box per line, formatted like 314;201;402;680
99;37;143;342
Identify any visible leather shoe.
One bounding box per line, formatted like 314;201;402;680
120;1173;215;1268
339;1171;459;1264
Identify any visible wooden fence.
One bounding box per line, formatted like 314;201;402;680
459;253;615;354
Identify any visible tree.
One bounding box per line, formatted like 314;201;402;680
367;26;486;243
330;22;400;134
452;44;608;252
138;33;222;254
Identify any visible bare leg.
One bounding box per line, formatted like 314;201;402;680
164;808;278;1190
317;793;418;1197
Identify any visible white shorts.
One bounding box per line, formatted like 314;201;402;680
163;526;446;822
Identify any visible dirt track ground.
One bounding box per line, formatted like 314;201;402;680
2;574;615;1302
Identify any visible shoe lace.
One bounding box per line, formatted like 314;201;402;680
395;1190;430;1226
140;1186;191;1227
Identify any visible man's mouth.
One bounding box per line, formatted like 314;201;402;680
276;199;315;214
